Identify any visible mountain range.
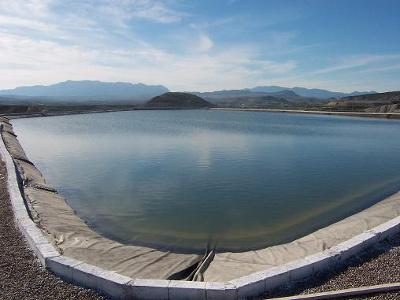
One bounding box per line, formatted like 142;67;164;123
194;89;318;104
0;80;378;104
194;86;377;101
248;86;376;99
0;80;169;103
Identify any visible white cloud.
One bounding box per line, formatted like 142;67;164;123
197;34;214;52
313;54;400;75
364;64;400;73
0;30;297;91
257;60;297;74
73;0;185;26
0;0;53;18
0;33;93;68
0;0;299;91
130;0;185;23
0;15;49;31
1;0;396;93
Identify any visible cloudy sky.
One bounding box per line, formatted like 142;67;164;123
0;0;399;92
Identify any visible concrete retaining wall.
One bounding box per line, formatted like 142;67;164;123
2;121;400;299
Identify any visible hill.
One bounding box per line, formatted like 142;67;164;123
0;80;169;103
193;89;322;109
328;91;400;112
195;89;318;102
211;95;290;109
146;92;213;108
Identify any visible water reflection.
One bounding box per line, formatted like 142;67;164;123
13;110;400;251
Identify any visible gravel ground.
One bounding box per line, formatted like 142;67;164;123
353;292;400;300
261;232;400;299
0;159;107;300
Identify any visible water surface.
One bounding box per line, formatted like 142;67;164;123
13;110;400;251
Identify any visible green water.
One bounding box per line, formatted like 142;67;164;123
13;110;400;251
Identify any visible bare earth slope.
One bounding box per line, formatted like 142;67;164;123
328;91;400;112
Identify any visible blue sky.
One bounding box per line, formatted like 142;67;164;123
0;0;399;92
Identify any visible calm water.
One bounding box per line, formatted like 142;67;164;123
13;110;400;252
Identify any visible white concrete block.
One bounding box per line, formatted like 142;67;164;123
93;270;131;299
362;230;380;245
372;217;400;240
19;219;38;232
35;242;59;265
46;255;82;282
205;282;237;300
332;231;377;262
230;271;267;299
205;281;224;300
11;200;24;212
127;279;169;300
70;261;131;298
331;242;358;263
23;224;49;247
8;185;23;202
282;258;313;282
72;262;105;291
16;215;33;228
224;283;238;300
263;266;290;291
168;280;206;300
304;251;336;274
14;211;31;225
12;201;26;213
322;248;342;270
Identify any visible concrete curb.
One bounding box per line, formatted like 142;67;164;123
2;123;400;299
269;282;400;299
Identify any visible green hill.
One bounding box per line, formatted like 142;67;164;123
146;92;213;108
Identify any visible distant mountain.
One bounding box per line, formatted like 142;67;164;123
196;89;254;98
0;81;380;105
250;86;377;99
266;90;313;102
210;95;290;109
0;80;169;103
146;92;213;108
195;89;319;104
